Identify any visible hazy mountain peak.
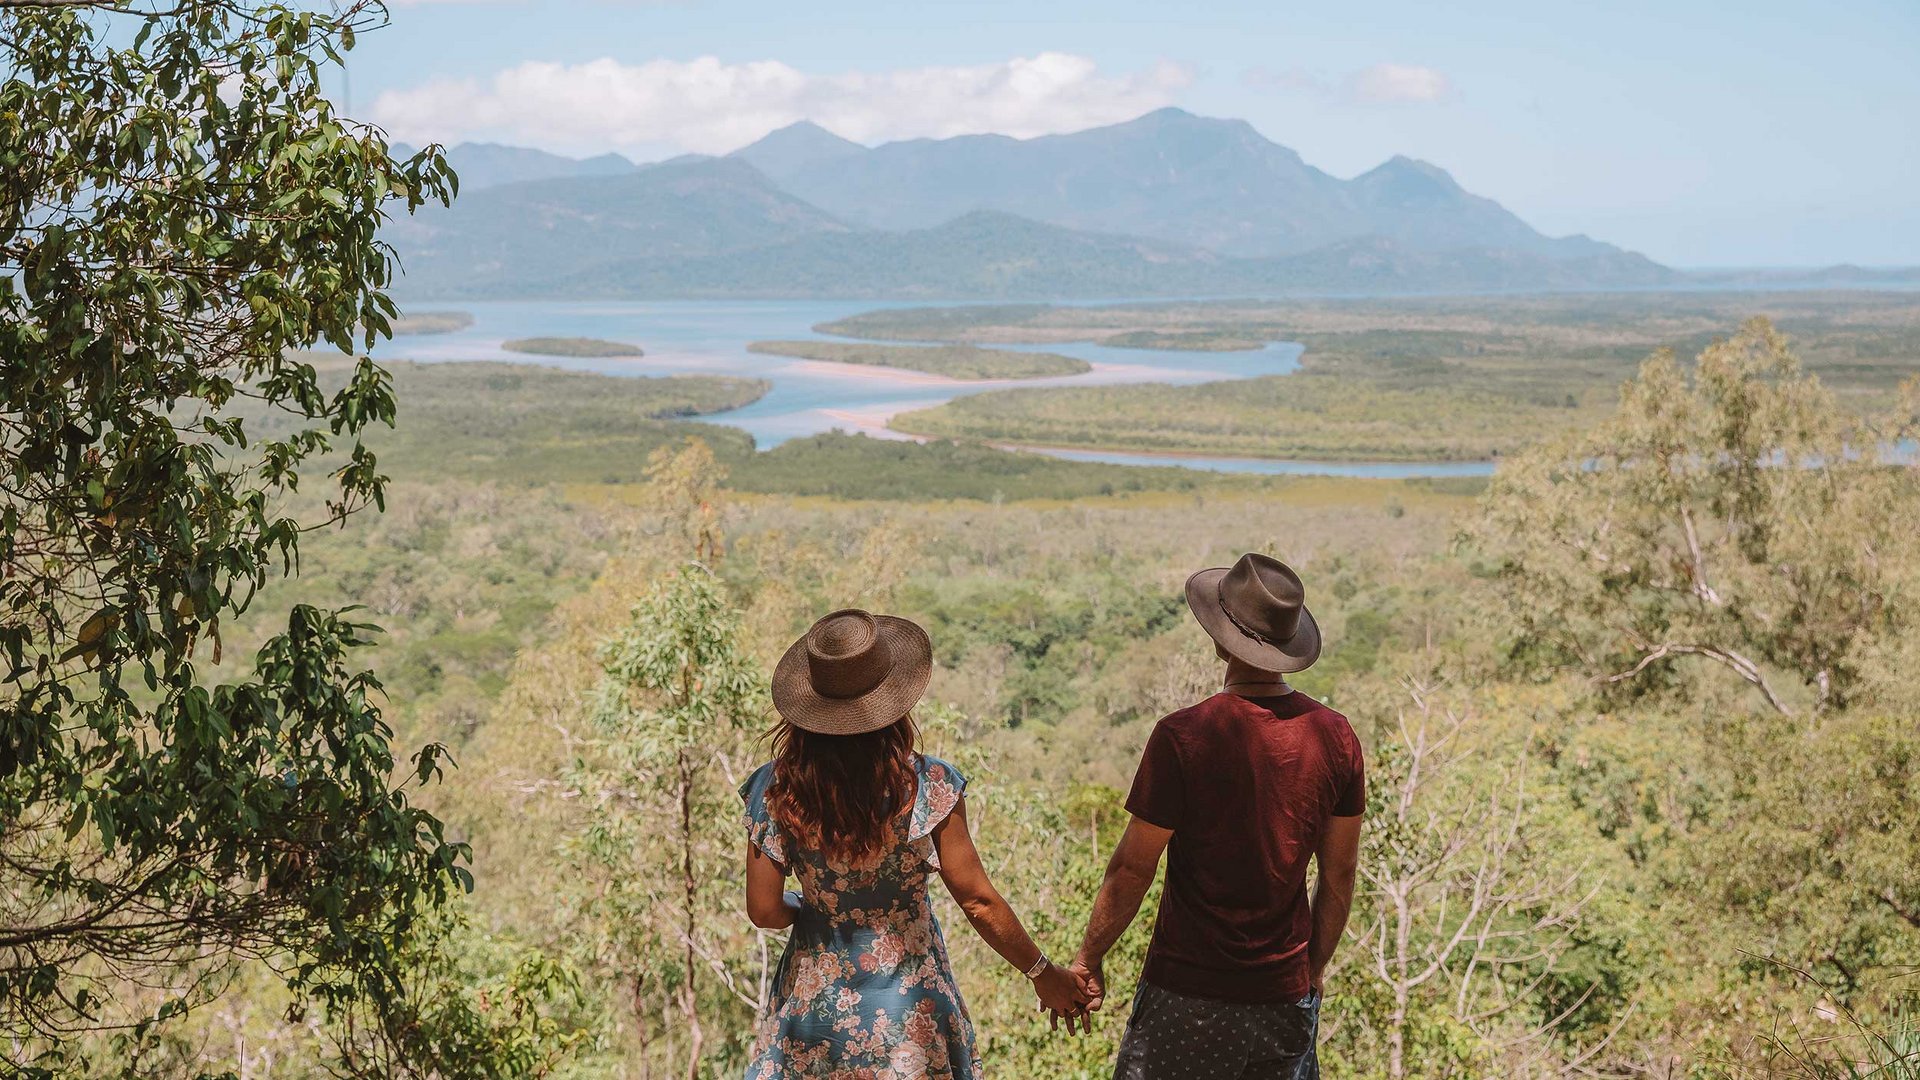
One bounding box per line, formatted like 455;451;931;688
1374;154;1457;181
747;119;861;149
773;119;856;141
1108;106;1264;140
578;151;639;172
1126;105;1242;128
731;120;867;178
1355;155;1466;199
1135;105;1199;123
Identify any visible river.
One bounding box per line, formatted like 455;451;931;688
378;299;1496;479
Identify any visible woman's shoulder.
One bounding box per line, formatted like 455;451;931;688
916;753;967;791
740;762;788;864
739;760;776;804
913;753;967;795
908;754;968;844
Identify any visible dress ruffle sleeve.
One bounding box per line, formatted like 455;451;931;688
907;755;969;870
739;762;789;868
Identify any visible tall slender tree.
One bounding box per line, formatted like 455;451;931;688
570;563;765;1078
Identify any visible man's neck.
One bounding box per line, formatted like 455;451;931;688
1222;659;1291;698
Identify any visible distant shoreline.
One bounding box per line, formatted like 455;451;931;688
747;339;1090;379
502;336;644;358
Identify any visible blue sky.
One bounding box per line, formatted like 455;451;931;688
347;0;1920;267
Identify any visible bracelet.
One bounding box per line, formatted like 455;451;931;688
1022;953;1051;980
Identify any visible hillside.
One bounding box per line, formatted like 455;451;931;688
728;120;866;181
405;207;1671;300
388;109;1675;299
732;108;1616;259
393;141;637;191
1346;156;1616;258
539;210;1231;299
386;156;851;295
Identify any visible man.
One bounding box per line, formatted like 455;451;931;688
1071;552;1366;1079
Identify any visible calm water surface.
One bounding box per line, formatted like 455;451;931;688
379;299;1495;478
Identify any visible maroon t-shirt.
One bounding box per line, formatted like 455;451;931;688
1125;691;1365;1003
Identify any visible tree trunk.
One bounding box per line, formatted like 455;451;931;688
680;744;703;1080
1390;887;1410;1080
634;972;652;1080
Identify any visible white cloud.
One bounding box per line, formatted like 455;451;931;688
1349;63;1453;104
1246;62;1454;106
371;53;1192;157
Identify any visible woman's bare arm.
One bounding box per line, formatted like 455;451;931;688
933;796;1087;1019
745;842;800;930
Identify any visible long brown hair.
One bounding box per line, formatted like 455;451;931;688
766;715;918;864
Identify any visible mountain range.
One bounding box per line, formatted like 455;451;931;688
386;109;1675;299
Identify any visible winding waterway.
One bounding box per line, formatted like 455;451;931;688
379;299;1496;478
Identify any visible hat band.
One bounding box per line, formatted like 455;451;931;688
1219;599;1272;645
1218;579;1294;646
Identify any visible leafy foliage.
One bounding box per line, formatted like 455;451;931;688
321;911;600;1079
0;0;481;1066
567;558;768;1074
1476;319;1920;716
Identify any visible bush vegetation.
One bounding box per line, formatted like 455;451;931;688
840;292;1920;460
393;310;476;335
894;376;1574;461
10;19;1919;1069
502;336;645;358
93;321;1914;1078
1098;329;1269;350
748;339;1090;378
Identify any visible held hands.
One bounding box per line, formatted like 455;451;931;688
1033;955;1104;1035
1031;960;1098;1035
1070;955;1106;1013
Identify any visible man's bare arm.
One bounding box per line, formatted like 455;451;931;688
1073;815;1173;1010
1308;814;1362;990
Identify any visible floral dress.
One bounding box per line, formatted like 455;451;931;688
740;754;982;1080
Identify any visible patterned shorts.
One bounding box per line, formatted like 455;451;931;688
1112;982;1320;1080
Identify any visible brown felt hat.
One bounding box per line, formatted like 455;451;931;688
772;609;934;735
1185;553;1321;674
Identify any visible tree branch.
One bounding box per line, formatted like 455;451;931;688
1604;640;1794;716
1877;888;1920;930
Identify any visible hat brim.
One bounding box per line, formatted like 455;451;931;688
1184;568;1321;674
771;616;933;735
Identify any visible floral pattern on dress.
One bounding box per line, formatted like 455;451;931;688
741;755;980;1080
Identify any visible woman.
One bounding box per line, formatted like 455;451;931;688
741;608;1084;1079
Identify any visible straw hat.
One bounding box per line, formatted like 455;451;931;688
1184;553;1321;674
772;609;934;735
